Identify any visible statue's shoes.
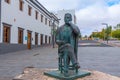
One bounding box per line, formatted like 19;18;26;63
74;63;80;69
77;65;80;69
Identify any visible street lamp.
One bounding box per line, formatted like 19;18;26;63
102;23;109;44
93;29;98;40
52;19;55;48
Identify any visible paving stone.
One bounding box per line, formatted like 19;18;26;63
13;68;120;80
0;40;120;79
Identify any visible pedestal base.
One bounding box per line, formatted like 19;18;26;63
44;70;91;80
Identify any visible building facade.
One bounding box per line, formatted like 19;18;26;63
56;9;77;26
0;0;59;53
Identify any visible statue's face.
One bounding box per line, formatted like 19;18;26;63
64;13;72;24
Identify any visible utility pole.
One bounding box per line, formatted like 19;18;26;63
52;20;55;48
103;28;105;41
102;23;108;44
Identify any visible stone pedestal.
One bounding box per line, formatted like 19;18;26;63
44;70;91;80
13;68;120;80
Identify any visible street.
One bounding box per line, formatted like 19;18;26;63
79;40;112;47
0;40;120;80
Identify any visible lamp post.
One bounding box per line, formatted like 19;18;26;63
102;23;108;44
52;19;55;48
94;29;98;40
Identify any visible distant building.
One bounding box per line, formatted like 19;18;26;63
56;9;77;26
0;0;59;53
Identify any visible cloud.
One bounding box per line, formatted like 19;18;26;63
38;0;120;36
38;0;79;11
76;2;120;36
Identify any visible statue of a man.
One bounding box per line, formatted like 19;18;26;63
56;13;80;69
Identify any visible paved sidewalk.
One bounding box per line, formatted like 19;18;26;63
14;68;120;80
0;44;120;80
0;46;58;79
99;40;120;47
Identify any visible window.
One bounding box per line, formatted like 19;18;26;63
35;11;38;20
45;18;47;25
41;15;43;22
19;0;23;11
3;25;10;43
28;6;32;16
5;0;10;4
35;33;38;45
49;21;51;26
18;28;23;44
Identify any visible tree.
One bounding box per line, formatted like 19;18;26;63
114;23;120;30
112;23;120;40
90;26;112;40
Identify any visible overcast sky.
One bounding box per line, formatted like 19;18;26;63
38;0;120;36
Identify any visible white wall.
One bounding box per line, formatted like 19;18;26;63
0;0;1;43
1;0;51;45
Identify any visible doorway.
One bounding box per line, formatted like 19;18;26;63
27;31;31;49
40;34;43;45
45;35;47;44
35;33;38;45
18;28;23;44
3;25;10;43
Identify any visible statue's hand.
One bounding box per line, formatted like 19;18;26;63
69;23;80;36
64;43;71;47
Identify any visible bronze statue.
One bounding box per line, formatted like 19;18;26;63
44;13;91;79
56;13;80;76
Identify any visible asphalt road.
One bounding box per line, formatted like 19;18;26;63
79;40;112;47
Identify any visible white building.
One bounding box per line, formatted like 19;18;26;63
56;9;77;26
0;0;59;53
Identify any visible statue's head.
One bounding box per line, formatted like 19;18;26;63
64;13;72;24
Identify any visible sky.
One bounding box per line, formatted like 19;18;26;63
38;0;120;36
